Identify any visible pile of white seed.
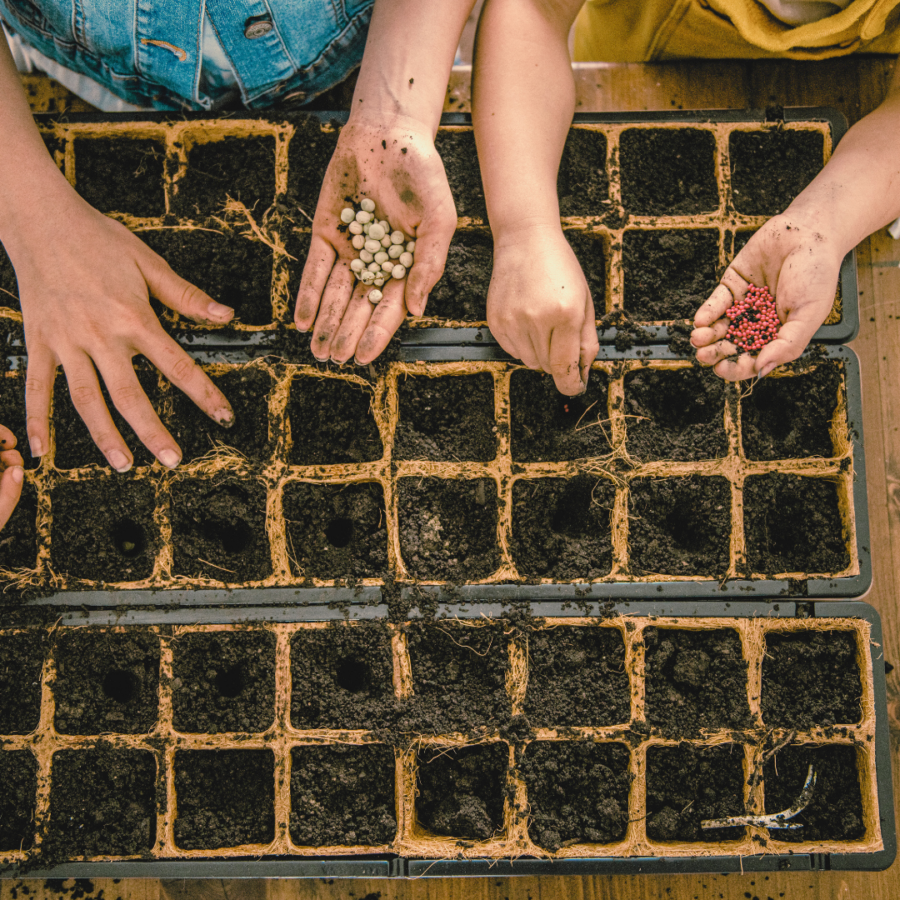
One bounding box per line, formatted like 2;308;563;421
340;198;415;304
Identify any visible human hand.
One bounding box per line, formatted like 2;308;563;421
294;115;457;365
0;424;23;530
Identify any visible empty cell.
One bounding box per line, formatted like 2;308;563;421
435;128;487;219
0;245;18;311
565;230;607;308
73;137;165;217
290;745;397;847
174;749;275;850
172;630;276;734
511;476;615;580
0;482;38;573
558;127;609;217
0;632;44;734
0;374;38;469
286;116;340;215
427;230;491;321
0;750;37;851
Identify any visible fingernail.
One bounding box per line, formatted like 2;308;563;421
758;362;777;379
107;450;132;473
29;436;43;457
10;466;23;484
207;301;233;320
215;408;234;428
158;449;181;469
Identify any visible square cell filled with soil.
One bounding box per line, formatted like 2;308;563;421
291;622;395;730
646;743;746;843
172;630;276;734
0;245;19;311
622;229;720;322
0;750;37;851
743;474;849;575
644;627;751;736
511;476;615;580
427;230;492;322
290;744;396;847
73;137;165;218
286;116;340;216
398;478;500;581
565;230;607;308
435;128;487;220
289;375;382;465
521;742;630;850
558;127;609;217
47;748;157;857
283;481;388;580
174;749;275;850
619;129;718;216
523;625;629;727
510;369;611;462
50;478;159;583
730;129;824;216
761;630;861;729
0;373;39;469
416;743;507;841
395;373;496;461
284;228;313;305
628;476;731;577
0;631;44;734
0;482;38;573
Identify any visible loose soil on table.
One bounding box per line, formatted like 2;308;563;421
0;374;39;469
53;630;160;735
761;630;861;728
290;745;397;847
645;627;751;736
0;482;38;573
416;743;508;841
646;743;746;843
743;474;849;575
521;742;630;850
73;137;165;218
427;230;492;321
285;116;340;217
172;630;276;734
511;476;615;580
0;631;44;734
0;245;19;311
558;128;610;217
0;750;37;851
565;230;608;308
435;129;487;220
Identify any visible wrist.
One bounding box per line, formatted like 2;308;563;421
491;217;564;250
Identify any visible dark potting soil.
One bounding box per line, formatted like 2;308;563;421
625;367;727;462
170;476;271;581
646;743;746;843
522;626;629;727
645;628;751;736
395;373;496;461
290;622;396;730
53;630;160;735
733;228;756;256
173;136;276;219
622;229;720;321
288;374;382;465
416;743;507;841
283;228;313;308
0;373;38;469
0;482;38;572
761;630;861;728
46;748;157;857
0;244;19;310
741;363;841;460
283;481;388;580
285;116;340;217
743;474;849;575
628;476;731;577
73;137;166;218
730;130;824;216
565;230;608;309
50;478;159;583
435;129;487;220
521;742;630;849
397;478;500;581
0;631;44;734
427;230;491;321
174;749;275;850
510;369;611;462
558;127;610;217
290;744;397;846
172;630;276;734
0;750;37;851
620;129;718;216
511;476;615;580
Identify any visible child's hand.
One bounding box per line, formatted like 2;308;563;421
691;215;843;381
0;424;24;530
488;224;598;395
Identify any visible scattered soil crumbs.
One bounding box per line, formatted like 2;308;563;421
0;245;19;310
285;116;340;217
741;364;841;460
0;482;38;572
398;478;499;581
761;630;861;728
395;373;496;461
645;628;751;736
511;476;615;580
565;230;607;308
0;374;38;468
53;630;160;735
646;743;746;843
435;129;487;220
290;745;397;846
743;474;848;575
620;129;718;216
521;742;630;849
283;481;388;580
288;375;382;464
628;476;731;577
733;229;757;256
290;622;395;730
730;130;824;216
73;138;165;217
0;750;36;851
50;478;159;583
510;369;611;462
428;230;492;321
557;127;609;217
174;749;275;850
0;632;44;733
416;744;507;840
523;626;629;727
47;749;156;856
622;229;720;321
172;630;276;734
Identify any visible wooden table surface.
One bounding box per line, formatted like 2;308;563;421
6;57;900;900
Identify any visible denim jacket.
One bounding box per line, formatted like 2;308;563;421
0;0;374;110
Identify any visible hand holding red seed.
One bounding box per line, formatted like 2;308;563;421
724;284;780;354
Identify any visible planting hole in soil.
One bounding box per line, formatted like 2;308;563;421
565;230;608;309
435;129;486;220
0;374;39;469
427;231;492;321
0;751;37;851
73;137;165;218
557;127;609;217
0;632;44;734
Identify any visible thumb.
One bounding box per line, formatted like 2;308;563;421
0;464;23;531
138;252;234;324
754;315;820;378
579;291;599;387
404;203;457;317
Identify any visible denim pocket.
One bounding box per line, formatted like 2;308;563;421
1;0;76;46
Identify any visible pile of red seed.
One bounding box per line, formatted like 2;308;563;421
725;283;779;353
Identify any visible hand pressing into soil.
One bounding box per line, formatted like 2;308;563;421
0;424;24;530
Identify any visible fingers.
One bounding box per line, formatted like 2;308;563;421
295;235;337;332
0;424;16;450
404;207;456;317
713;354;759;382
579;293;600;386
696;337;741;368
24;342;57;459
548;319;585;397
310;259;355;361
139;250;233;324
690;318;730;349
753;317;821;379
0;463;23;531
328;282;377;364
694;282;739;329
355;279;409;366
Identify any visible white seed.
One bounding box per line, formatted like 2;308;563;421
363;222;371;234
392;264;407;279
368;289;383;304
374;251;389;264
406;241;416;254
390;230;405;245
351;234;366;250
378;219;389;231
381;260;394;273
355;210;372;224
367;261;381;273
388;243;403;259
340;207;355;224
360;270;375;284
349;221;363;235
399;251;414;268
350;258;365;273
374;276;385;286
364;239;381;253
368;223;386;241
360;198;376;213
380;235;392;248
359;249;374;263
